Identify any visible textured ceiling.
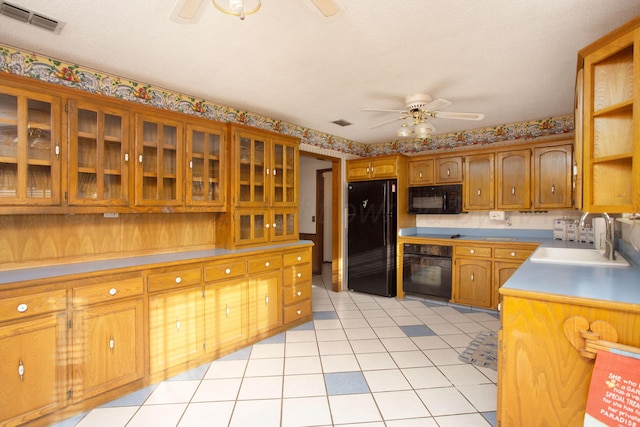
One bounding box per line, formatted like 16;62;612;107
0;1;639;144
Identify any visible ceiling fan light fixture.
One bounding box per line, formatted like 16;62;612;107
414;122;432;138
212;0;261;20
397;125;411;138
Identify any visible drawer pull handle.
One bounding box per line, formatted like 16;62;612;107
297;256;302;261
419;171;423;178
447;168;451;176
297;291;302;297
125;152;129;162
470;273;475;281
470;249;475;254
297;273;302;278
297;309;302;315
511;252;516;257
265;295;269;305
225;268;231;274
18;359;24;381
109;336;115;351
511;187;515;195
477;188;481;197
551;184;555;194
17;303;28;313
109;288;117;296
226;305;230;317
175;277;182;284
138;154;143;163
265;261;270;267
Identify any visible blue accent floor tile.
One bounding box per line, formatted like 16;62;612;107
49;412;87;427
220;346;252;360
482;411;497;426
313;311;338;320
325;372;370;395
100;384;157;407
400;324;435;337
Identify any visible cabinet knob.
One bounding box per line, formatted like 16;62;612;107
297;310;302;315
510;252;516;257
297;272;302;278
16;303;28;313
175;276;182;284
189;160;193;169
266;223;270;229
265;261;270;267
470;273;475;281
125;152;129;162
176;318;181;330
477;188;481;197
226;305;230;317
18;359;24;381
297;256;302;261
551;184;555;194
419;171;423;178
265;295;269;305
470;249;475;254
138;154;143;163
272;223;277;229
511;187;515;195
225;268;231;274
55;143;60;159
109;336;115;351
109;288;117;296
297;291;302;297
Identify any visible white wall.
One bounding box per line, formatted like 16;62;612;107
415;209;582;230
298;156;332;234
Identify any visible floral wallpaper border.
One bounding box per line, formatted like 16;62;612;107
0;44;573;156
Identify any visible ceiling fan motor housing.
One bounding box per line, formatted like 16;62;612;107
405;94;433;111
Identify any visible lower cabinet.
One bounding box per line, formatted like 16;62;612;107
455;258;492;308
283;248;313;325
148;286;206;378
0;313;68;427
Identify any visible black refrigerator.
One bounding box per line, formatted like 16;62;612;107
347;179;397;297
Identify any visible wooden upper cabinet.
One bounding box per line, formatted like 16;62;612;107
270;136;298;207
408;158;434;186
68;98;131;207
234;129;268;207
496;149;531;210
0;84;62;206
134;113;184;207
464;153;494;210
580;21;639;213
346;155;400;181
435;156;463;183
185;121;226;209
533;144;573;209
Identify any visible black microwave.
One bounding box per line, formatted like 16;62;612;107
408;184;462;214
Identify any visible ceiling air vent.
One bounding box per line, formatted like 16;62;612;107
332;119;352;127
0;1;65;34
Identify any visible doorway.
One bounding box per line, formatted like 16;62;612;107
299;152;342;293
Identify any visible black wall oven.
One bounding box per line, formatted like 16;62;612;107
402;243;452;301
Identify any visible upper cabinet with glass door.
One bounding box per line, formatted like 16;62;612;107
235;128;267;207
271;136;298;207
186;121;226;210
68;98;131;207
134;113;183;207
0;84;61;207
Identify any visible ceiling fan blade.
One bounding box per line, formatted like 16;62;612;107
309;0;342;17
170;0;206;24
362;108;408;114
369;116;406;129
433;111;485;120
423;98;451;112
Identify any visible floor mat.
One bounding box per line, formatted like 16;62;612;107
459;331;498;371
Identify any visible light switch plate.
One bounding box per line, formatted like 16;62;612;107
489;210;505;221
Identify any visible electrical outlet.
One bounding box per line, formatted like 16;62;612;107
489;210;505;221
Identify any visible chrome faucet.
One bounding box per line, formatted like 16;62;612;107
579;212;615;261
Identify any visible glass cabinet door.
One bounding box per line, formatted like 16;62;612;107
68;99;130;206
270;208;298;242
0;87;61;205
237;131;267;206
234;209;269;246
186;123;225;207
135;114;183;207
271;138;297;206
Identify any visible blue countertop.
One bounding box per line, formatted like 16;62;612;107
0;240;313;286
399;227;640;306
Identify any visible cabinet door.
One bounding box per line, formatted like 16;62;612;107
492;261;521;310
408;159;434;185
186;123;226;208
464;153;494;210
455;258;492;308
346;159;371;182
271;137;297;206
496;150;530;210
533;145;573;209
0;87;61;206
234;208;269;246
249;270;282;336
205;278;247;353
270;208;298;242
72;299;144;402
149;287;205;375
235;130;267;207
370;157;398;179
134;113;183;207
0;314;67;426
68;99;131;206
436;157;462;183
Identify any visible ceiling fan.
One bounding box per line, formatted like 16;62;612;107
363;94;485;138
170;0;342;23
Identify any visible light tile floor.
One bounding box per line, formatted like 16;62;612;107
54;264;499;427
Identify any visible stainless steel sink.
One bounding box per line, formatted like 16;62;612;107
530;247;630;267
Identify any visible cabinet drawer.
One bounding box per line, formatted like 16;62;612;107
494;247;535;261
283;299;312;325
283;264;312;286
455;245;492;258
283;249;311;266
204;260;247;282
249;255;282;273
283;282;312;306
73;276;144;307
0;289;67;322
148;267;202;292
